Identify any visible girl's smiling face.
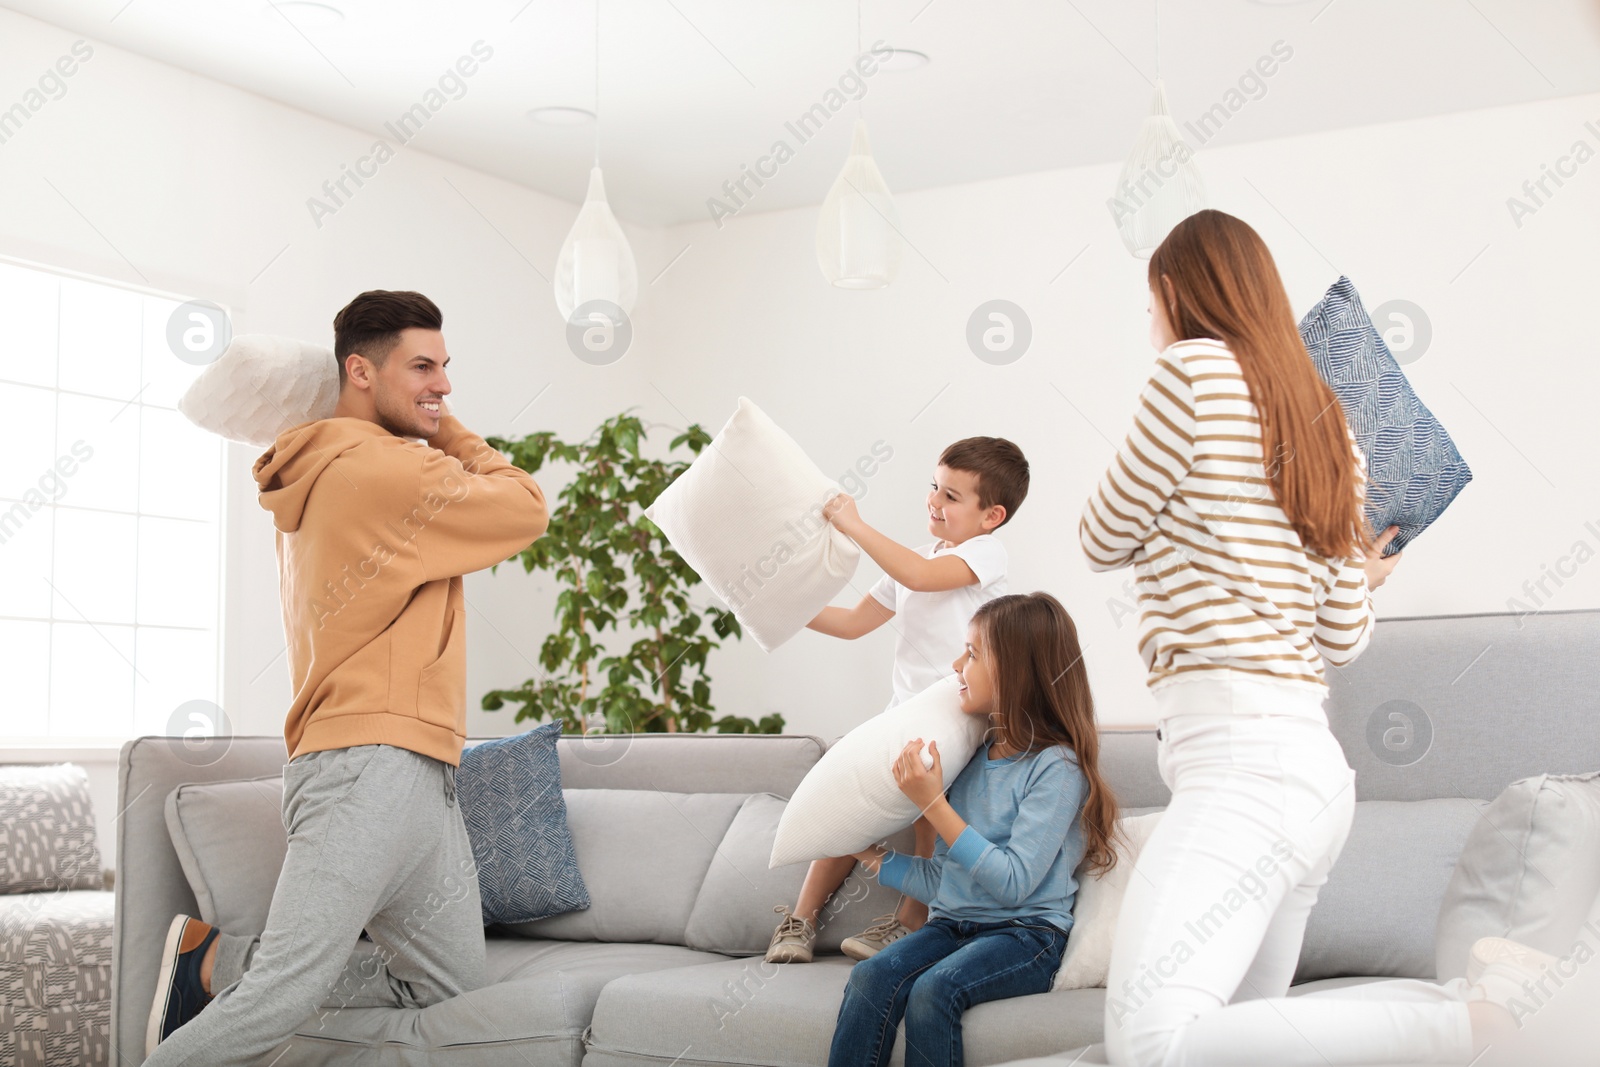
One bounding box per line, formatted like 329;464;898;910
951;621;997;716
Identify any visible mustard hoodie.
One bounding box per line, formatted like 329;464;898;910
253;414;548;764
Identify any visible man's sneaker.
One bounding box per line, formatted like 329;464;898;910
841;914;912;961
1467;936;1560;1014
765;905;816;964
147;915;218;1054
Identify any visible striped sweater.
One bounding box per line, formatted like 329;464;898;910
1078;338;1374;693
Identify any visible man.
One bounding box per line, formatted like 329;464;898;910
144;290;549;1065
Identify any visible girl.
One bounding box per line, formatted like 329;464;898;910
829;591;1119;1067
1083;208;1534;1066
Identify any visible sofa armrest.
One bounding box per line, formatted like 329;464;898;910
109;737;289;1067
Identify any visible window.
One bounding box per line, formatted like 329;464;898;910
0;257;224;743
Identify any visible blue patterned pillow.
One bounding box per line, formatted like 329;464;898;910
457;722;590;926
1297;277;1472;555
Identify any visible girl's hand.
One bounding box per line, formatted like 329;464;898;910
822;492;863;535
1365;526;1402;591
851;845;887;874
892;738;944;812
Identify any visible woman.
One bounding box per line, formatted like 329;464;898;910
1081;209;1536;1065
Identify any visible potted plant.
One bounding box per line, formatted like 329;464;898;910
481;413;783;735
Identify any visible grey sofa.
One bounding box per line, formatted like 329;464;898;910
110;609;1600;1066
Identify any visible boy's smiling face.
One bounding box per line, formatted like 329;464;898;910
926;464;1005;544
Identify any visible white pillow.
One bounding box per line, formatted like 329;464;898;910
1434;771;1600;980
769;675;987;867
644;397;860;652
177;334;339;447
1054;811;1164;990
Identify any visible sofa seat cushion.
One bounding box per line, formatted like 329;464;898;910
262;940;732;1067
0;889;113;1067
583;956;1107;1067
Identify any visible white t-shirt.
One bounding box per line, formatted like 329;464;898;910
868;534;1008;709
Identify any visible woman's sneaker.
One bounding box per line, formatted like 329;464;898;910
1467;936;1560;1014
841;914;912;961
765;905;816;963
147;915;218;1054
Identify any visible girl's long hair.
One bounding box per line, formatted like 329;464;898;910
1149;209;1373;560
970;592;1120;876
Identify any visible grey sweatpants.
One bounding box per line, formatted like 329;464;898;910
145;744;486;1067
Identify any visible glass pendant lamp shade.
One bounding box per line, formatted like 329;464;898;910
1112;80;1206;258
554;166;638;322
816;119;902;289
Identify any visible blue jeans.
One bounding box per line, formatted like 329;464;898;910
829;916;1068;1067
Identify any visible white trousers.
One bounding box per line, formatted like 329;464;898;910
1102;676;1477;1067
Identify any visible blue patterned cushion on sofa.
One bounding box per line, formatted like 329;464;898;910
1298;277;1472;554
457;722;590;926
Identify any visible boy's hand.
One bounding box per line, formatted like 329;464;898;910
822;492;864;536
1365;525;1402;591
892;738;944;812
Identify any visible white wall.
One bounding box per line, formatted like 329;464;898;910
627;89;1600;739
4;5;1596;858
0;10;664;862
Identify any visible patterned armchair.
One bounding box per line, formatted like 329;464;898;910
1;764;114;1067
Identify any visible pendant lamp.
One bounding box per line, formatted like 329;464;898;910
1112;80;1206;258
816;118;902;288
554;0;637;323
816;1;901;289
1111;0;1206;258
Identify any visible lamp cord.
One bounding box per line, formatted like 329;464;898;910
594;0;601;165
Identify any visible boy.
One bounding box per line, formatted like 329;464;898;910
766;436;1029;964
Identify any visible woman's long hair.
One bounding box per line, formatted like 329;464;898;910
970;592;1120;876
1149;209;1373;560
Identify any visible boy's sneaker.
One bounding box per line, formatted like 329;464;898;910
147;915;218;1054
1467;936;1560;1014
765;905;816;964
841;914;912;961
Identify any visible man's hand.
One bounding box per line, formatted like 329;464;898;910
822;492;865;537
1364;525;1402;591
892;738;944;812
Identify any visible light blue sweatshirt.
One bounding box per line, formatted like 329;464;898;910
876;740;1089;933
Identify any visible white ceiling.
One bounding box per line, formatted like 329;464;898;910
8;0;1600;225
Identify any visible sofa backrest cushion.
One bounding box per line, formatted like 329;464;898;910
507;789;748;946
1435;771;1600;980
165;775;285;936
1;763;102;894
1326;610;1600;801
1295;798;1486;982
684;792;915;956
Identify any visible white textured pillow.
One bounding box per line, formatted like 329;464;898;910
177;334;339;447
1054;811;1164;990
644;397;859;652
769;675;986;867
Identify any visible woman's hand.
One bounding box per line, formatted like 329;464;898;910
893;738;944;813
822;492;864;536
1364;525;1402;591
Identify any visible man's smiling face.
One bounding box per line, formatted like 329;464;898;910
368;327;451;440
